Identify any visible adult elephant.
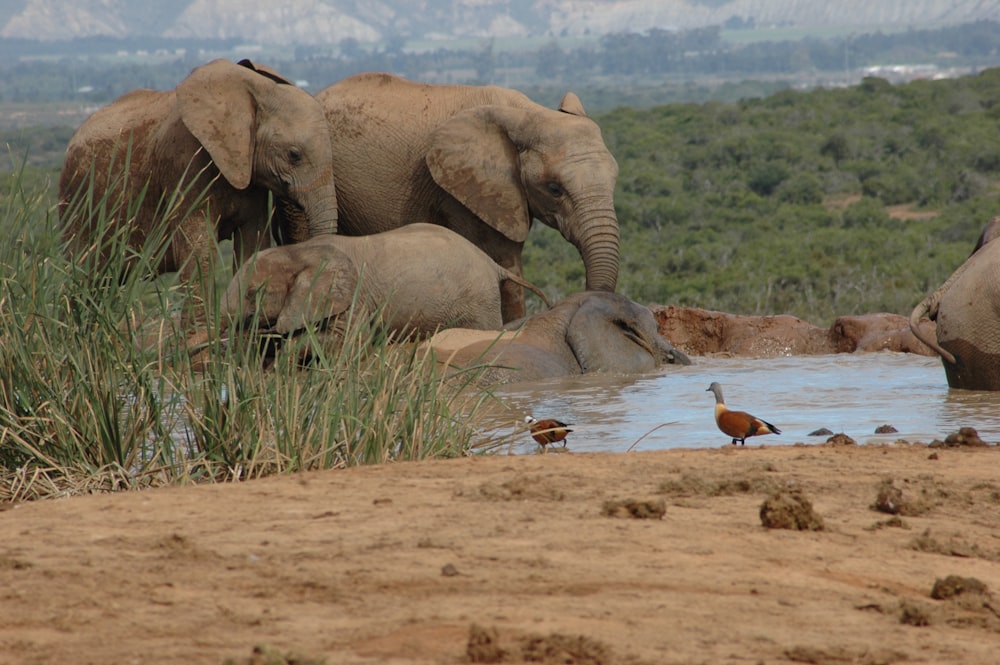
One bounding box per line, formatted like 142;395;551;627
315;72;620;322
422;291;691;386
909;216;1000;389
59;59;339;326
217;224;551;350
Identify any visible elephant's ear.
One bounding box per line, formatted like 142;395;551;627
558;92;587;117
275;250;358;335
177;59;255;190
426;107;531;243
235;58;295;86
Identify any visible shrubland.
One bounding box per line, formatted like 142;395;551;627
524;69;1000;323
3;68;1000;494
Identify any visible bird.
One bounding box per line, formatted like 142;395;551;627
524;415;573;450
706;382;781;446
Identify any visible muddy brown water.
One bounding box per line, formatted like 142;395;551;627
493;353;1000;454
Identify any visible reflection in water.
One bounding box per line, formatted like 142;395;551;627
489;353;1000;455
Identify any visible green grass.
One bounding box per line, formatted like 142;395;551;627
0;160;513;501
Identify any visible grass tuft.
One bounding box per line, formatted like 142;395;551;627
0;156;504;501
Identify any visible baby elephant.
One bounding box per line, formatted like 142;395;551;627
219;223;550;350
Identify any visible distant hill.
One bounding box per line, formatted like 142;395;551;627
2;0;999;45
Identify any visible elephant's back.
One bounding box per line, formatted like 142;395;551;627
71;89;172;145
318;72;533;126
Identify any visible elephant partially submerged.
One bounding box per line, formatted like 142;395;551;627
423;291;692;385
910;216;1000;389
316;73;620;322
213;224;551;359
59;59;339;327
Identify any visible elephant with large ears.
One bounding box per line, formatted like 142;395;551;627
422;291;691;386
315;72;620;322
58;58;338;328
909;216;1000;389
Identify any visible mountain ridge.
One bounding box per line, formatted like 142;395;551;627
2;0;998;45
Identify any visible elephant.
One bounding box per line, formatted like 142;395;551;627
315;72;620;322
213;223;552;358
909;216;1000;389
58;58;339;327
421;291;692;385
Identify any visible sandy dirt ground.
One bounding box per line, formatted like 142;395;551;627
2;442;1000;665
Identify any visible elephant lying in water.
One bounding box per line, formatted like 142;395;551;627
422;291;692;385
212;224;551;357
909;216;1000;389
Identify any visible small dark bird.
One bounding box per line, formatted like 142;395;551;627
707;382;781;446
524;415;573;449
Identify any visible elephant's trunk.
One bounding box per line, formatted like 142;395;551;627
275;167;339;244
571;203;620;293
908;256;982;367
290;163;339;241
909;289;956;365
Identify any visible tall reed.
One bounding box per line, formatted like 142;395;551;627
0;156;506;501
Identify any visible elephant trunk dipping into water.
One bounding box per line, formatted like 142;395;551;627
316;72;620;323
58;59;339;333
910;216;1000;390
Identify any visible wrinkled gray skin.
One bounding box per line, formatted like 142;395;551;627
909;216;1000;389
218;224;551;351
423;291;692;385
59;59;338;325
316;72;620;323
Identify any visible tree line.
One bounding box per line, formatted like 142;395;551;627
1;20;999;107
4;37;1000;325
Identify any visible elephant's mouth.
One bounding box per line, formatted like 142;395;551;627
272;197;306;245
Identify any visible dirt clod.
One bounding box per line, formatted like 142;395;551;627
224;644;326;665
825;433;857;446
899;600;933;626
520;632;611;665
466;624;612;664
759;488;825;530
601;497;666;519
872;478;930;516
931;427;990;448
875;424;898;434
931;575;989;600
467;624;507;663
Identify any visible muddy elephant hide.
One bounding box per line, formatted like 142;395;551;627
422;291;691;385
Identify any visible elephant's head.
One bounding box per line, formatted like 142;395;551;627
430;291;691;385
425;94;620;295
221;238;358;337
545;291;691;373
177;59;338;245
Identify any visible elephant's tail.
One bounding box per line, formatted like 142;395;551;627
909;296;957;365
505;273;552;309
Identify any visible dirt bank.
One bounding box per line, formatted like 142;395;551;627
2;443;999;664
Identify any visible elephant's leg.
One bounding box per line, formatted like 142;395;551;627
173;213;220;333
232;216;270;272
496;249;526;322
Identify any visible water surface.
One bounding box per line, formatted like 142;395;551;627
492;353;1000;455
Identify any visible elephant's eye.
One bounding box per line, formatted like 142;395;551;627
288;147;303;165
546;181;563;197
